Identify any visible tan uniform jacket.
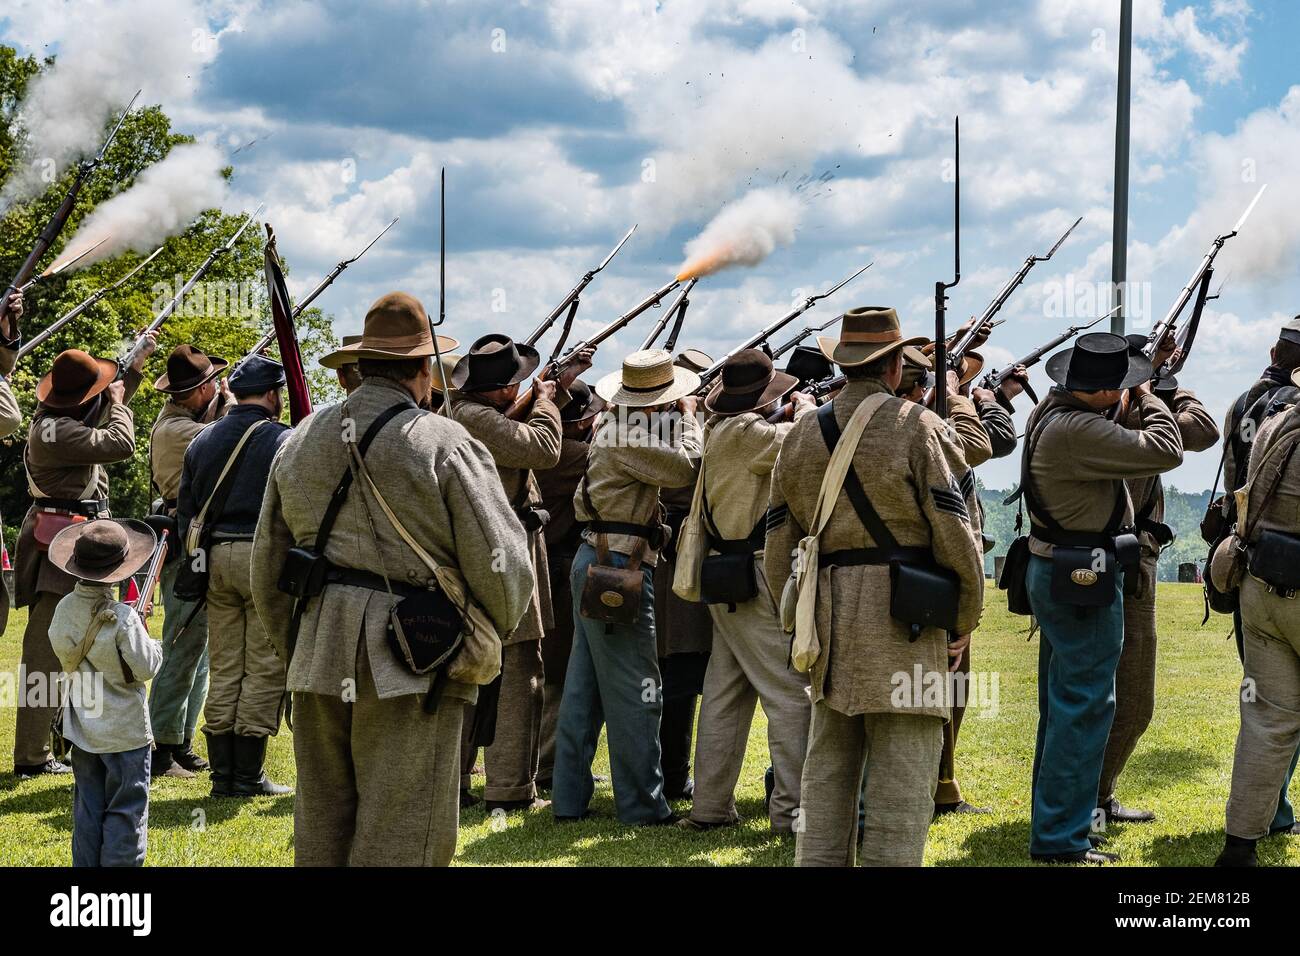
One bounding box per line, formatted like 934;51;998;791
149;394;234;505
1241;403;1300;542
0;357;19;629
251;376;533;701
575;408;703;566
451;392;562;644
764;378;985;718
1024;388;1183;558
16;369;142;605
702;409;805;544
947;394;993;468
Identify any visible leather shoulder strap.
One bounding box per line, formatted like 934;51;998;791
314;402;415;553
812;395;896;547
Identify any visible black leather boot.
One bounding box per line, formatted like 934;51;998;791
151;744;194;779
232;735;292;797
204;731;237;797
1214;834;1258;867
174;738;210;773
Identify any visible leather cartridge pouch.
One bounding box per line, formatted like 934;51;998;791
999;534;1033;616
278;546;330;599
33;510;87;551
1247;529;1300;593
1049;543;1117;607
580;533;645;628
890;560;961;642
699;503;764;609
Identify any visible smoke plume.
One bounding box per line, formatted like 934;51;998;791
51;143;227;271
677;188;802;280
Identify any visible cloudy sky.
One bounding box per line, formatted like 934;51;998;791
3;0;1298;489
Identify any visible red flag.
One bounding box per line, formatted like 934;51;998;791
263;225;314;425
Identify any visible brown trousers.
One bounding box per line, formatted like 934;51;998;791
292;648;466;866
204;541;285;737
13;591;62;767
460;639;544;802
1099;556;1159;802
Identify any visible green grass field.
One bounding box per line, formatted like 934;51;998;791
1;583;1296;866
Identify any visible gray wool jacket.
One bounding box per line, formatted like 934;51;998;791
251;377;534;702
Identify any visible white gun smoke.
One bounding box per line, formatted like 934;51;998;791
2;0;211;206
51;143;227;271
677;187;802;280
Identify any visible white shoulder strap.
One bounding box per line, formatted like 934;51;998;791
351;446;443;576
190;419;270;529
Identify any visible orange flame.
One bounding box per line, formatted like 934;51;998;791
676;245;734;281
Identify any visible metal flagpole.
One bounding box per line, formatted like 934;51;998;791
1110;0;1133;336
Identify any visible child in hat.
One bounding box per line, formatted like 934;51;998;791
46;518;163;867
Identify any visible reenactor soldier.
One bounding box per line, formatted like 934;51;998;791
1017;333;1182;863
680;349;815;833
552;349;703;825
251;292;532;866
12;331;157;778
765;307;985;866
178;355;292;798
535;379;605;790
0;293;25;636
1214;374;1300;866
1096;335;1218;825
450;334;592;812
1216;316;1300;833
655;348;714;801
322;334;364;394
147;345;234;778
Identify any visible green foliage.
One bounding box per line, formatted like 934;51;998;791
981;482;1214;582
0;46;342;552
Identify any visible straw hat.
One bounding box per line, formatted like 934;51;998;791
37;349;118;409
817;307;926;368
704;349;797;416
595;349;701;407
322;293;458;364
674;349;713;374
154;344;228;394
48;518;157;585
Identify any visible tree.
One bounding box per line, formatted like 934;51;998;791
0;46;341;554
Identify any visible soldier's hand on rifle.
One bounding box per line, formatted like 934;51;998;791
945;369;961;396
947;633;970;671
107;380;126;405
129;329;159;372
1;290;22;341
971;386;996;405
1133;378;1154;397
1152;328;1178;369
218;377;233;401
557;347;595;389
998;365;1028;401
677;395;699;416
789;390;815;418
533;377;559;404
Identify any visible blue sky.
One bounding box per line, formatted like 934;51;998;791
4;0;1299;490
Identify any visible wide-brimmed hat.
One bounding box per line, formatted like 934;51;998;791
784;345;834;386
1046;332;1152;391
818;306;926;368
326;292;458;364
451;334;540;392
318;334;364;370
595;349;701;407
48;518;157;585
704;349;797;416
1278;316;1300;346
674;349;713;374
561;379;606;422
154;345;228;395
957;349;985;386
37;349;118;409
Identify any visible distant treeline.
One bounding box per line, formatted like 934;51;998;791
980;485;1212;582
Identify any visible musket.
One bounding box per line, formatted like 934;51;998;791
236;218;399;365
133;528;169;621
691;260;873;395
0;90;140;338
639;277;697;351
769;312;844;362
933;117;960;420
16;235;113;294
505;276;682;419
765;371;845;422
979;307;1117;409
15;245;165;362
118;203;263;376
1144;184;1266;377
525;224;637;356
432;169;452;414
